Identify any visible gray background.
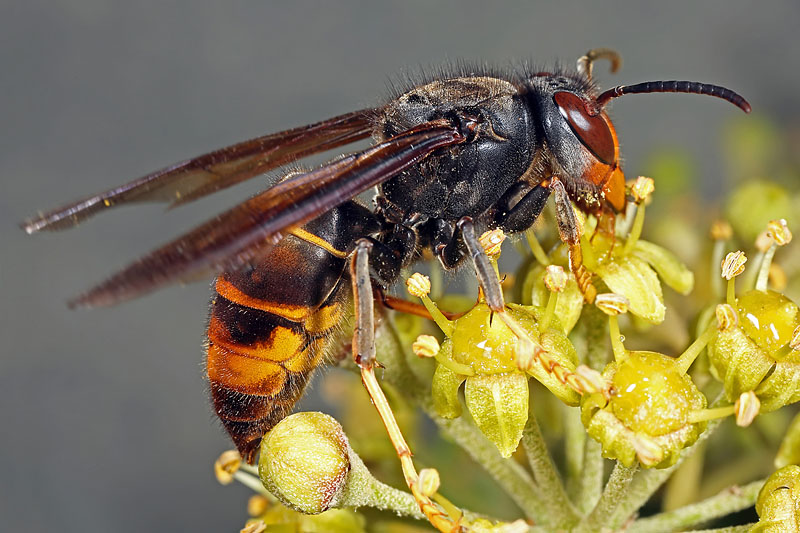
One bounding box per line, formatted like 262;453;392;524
3;2;799;532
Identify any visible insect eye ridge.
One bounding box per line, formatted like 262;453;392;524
553;91;616;165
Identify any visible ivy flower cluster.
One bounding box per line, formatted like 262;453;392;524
216;169;800;532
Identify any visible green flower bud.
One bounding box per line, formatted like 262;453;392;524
581;351;706;468
708;290;800;409
259;412;351;514
465;372;529;458
450;304;521;374
754;465;800;531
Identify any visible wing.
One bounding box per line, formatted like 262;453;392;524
68;120;465;308
21;109;377;234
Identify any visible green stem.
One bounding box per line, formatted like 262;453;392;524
578;438;604;515
525;228;551;265
609;314;626;362
578;463;639;532
233;470;271;496
726;278;737;307
521;413;580;528
627;479;764;533
676;322;718;374
575;307;609;512
755;244;776;292
623;203;646;256
710;238;726;300
426;408;545;524
341;448;425;519
608;414;724;526
563;403;586;500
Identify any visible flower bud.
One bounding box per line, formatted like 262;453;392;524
710;220;733;241
417;468;441;497
631;176;655;204
595;293;629;316
715;303;738;331
543;265;567;293
406;273;431;298
735;391;760;427
214;449;242;485
755;466;800;529
479;228;505;258
767;218;792;246
721;251;747;280
581;351;707;468
412;334;440;358
708;290;800;410
259;412;351;514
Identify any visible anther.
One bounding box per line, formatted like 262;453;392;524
721;251;747;280
407;273;431;298
412;335;440;358
715;303;739;331
631;176;655;204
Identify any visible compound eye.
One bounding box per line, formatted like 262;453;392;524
553;91;616;165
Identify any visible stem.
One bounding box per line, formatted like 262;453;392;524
233;470;271;496
521;413;580;528
578;439;604;514
755;244;776;292
676;322;718;374
419;293;455;336
627;479;764;533
726;278;737;307
689;405;736;423
579;463;639;532
623;203;646;255
575;307;609;511
427;408;546;524
525;228;551;265
742;250;765;292
609;315;626;362
342;450;426;519
608;414;724;526
540;290;558;331
710;238;726;300
564;403;586;500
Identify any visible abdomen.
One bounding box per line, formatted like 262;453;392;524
205;201;378;463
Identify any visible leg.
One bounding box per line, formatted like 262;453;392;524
348;240;460;532
495;182;551;233
550;178;597;303
457;217;505;312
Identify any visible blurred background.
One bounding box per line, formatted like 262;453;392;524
3;2;799;531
